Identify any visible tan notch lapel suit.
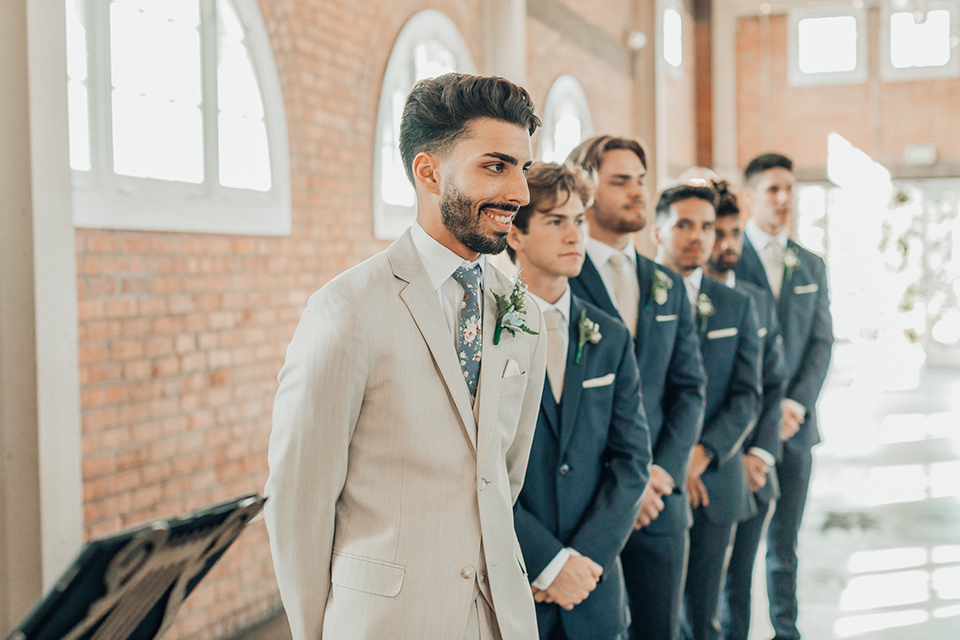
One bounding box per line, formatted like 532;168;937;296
264;228;547;640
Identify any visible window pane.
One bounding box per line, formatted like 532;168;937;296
112;89;204;182
382;90;415;207
65;0;88;82
891;10;951;69
219;112;270;190
109;0;203;181
65;0;91;171
663;8;683;68
544;103;582;164
798;16;858;73
414;41;456;80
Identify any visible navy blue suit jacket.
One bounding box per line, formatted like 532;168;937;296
515;295;652;640
696;276;762;526
736;279;786;504
571;253;705;534
735;238;834;454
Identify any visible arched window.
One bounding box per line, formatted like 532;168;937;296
65;0;290;235
539;75;593;164
373;10;476;240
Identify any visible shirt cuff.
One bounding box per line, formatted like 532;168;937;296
783;398;807;421
747;447;776;467
531;548;580;590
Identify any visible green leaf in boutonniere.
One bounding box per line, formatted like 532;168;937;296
783;246;801;282
646;269;674;310
576;309;602;364
493;273;538;345
695;292;715;333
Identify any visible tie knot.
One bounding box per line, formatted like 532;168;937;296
610;253;631;270
766;240;782;258
544;308;565;332
452;265;482;291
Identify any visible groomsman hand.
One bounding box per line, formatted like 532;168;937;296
687;476;709;508
687;445;712;508
633;466;673;529
780;401;804;441
742;453;769;493
534;555;603;610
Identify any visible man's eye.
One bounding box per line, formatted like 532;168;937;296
489;163;504;173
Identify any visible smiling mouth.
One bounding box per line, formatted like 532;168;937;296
481;207;516;226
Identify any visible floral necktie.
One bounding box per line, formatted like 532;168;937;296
452;265;482;402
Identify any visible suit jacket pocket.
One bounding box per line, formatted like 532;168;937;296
583;373;616;388
331;551;405;597
793;283;818;295
655;314;678;322
500;372;527;394
706;327;738;340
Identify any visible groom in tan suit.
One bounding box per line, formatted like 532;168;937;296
265;73;548;640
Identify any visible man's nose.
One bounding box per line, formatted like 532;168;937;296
507;171;530;206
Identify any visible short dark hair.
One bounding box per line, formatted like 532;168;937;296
711;179;740;219
744;153;793;187
398;73;541;184
655;184;718;226
565;135;647;179
506;162;594;263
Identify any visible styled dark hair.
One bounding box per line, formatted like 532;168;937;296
506;162;594;263
655;184;718;226
398;73;541;184
565;135;647;179
744;153;793;187
712;179;740;218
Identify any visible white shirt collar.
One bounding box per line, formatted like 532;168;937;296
745;219;788;253
529;286;572;325
411;222;484;291
586;236;637;269
685;267;704;295
725;271;737;288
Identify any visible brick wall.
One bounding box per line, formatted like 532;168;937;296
736;10;960;176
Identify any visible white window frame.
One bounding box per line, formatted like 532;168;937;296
880;0;960;82
539;74;594;163
661;0;685;77
71;0;291;236
787;5;868;87
373;10;476;241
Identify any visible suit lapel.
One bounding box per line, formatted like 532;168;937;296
739;237;772;297
635;254;655;345
475;267;507;474
559;298;585;454
540;381;560;437
390;231;477;451
576;256;618;317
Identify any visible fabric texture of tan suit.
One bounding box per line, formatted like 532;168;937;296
265;229;548;640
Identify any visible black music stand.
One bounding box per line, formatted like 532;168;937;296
5;493;265;640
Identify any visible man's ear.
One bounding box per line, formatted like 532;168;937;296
412;152;442;197
507;223;524;255
651;224;662;246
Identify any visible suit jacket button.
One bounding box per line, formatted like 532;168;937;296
558;463;571;476
461;566;476;580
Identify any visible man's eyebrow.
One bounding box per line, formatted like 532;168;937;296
609;172;646;180
482;152;520;166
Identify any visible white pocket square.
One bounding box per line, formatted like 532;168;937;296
707;327;738;340
655;314;678;322
793;283;819;295
583;373;616;388
502;359;522;377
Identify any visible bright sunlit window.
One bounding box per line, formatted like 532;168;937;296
373;10;475;240
882;2;959;81
540;75;593;164
663;7;683;69
788;8;867;86
66;0;290;235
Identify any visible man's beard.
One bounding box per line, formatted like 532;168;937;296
440;184;516;255
590;200;645;234
708;251;739;274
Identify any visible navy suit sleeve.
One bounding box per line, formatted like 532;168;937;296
786;258;834;413
568;332;651;570
655;289;706;483
700;296;762;466
514;501;565;580
748;296;786;459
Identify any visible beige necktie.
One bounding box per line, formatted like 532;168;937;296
609;253;638;337
544;308;566;402
764;241;783;300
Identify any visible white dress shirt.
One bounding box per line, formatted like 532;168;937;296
527;287;579;590
585;236;638;312
683;268;704;307
743;221;807;422
410;222;485;344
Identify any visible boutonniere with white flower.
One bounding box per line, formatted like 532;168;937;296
783;247;801;281
576;309;602;364
695;292;715;333
647;269;674;309
493;274;538;345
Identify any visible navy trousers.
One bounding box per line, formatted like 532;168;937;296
622;528;689;640
681;512;736;640
765;448;813;639
720;496;773;640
